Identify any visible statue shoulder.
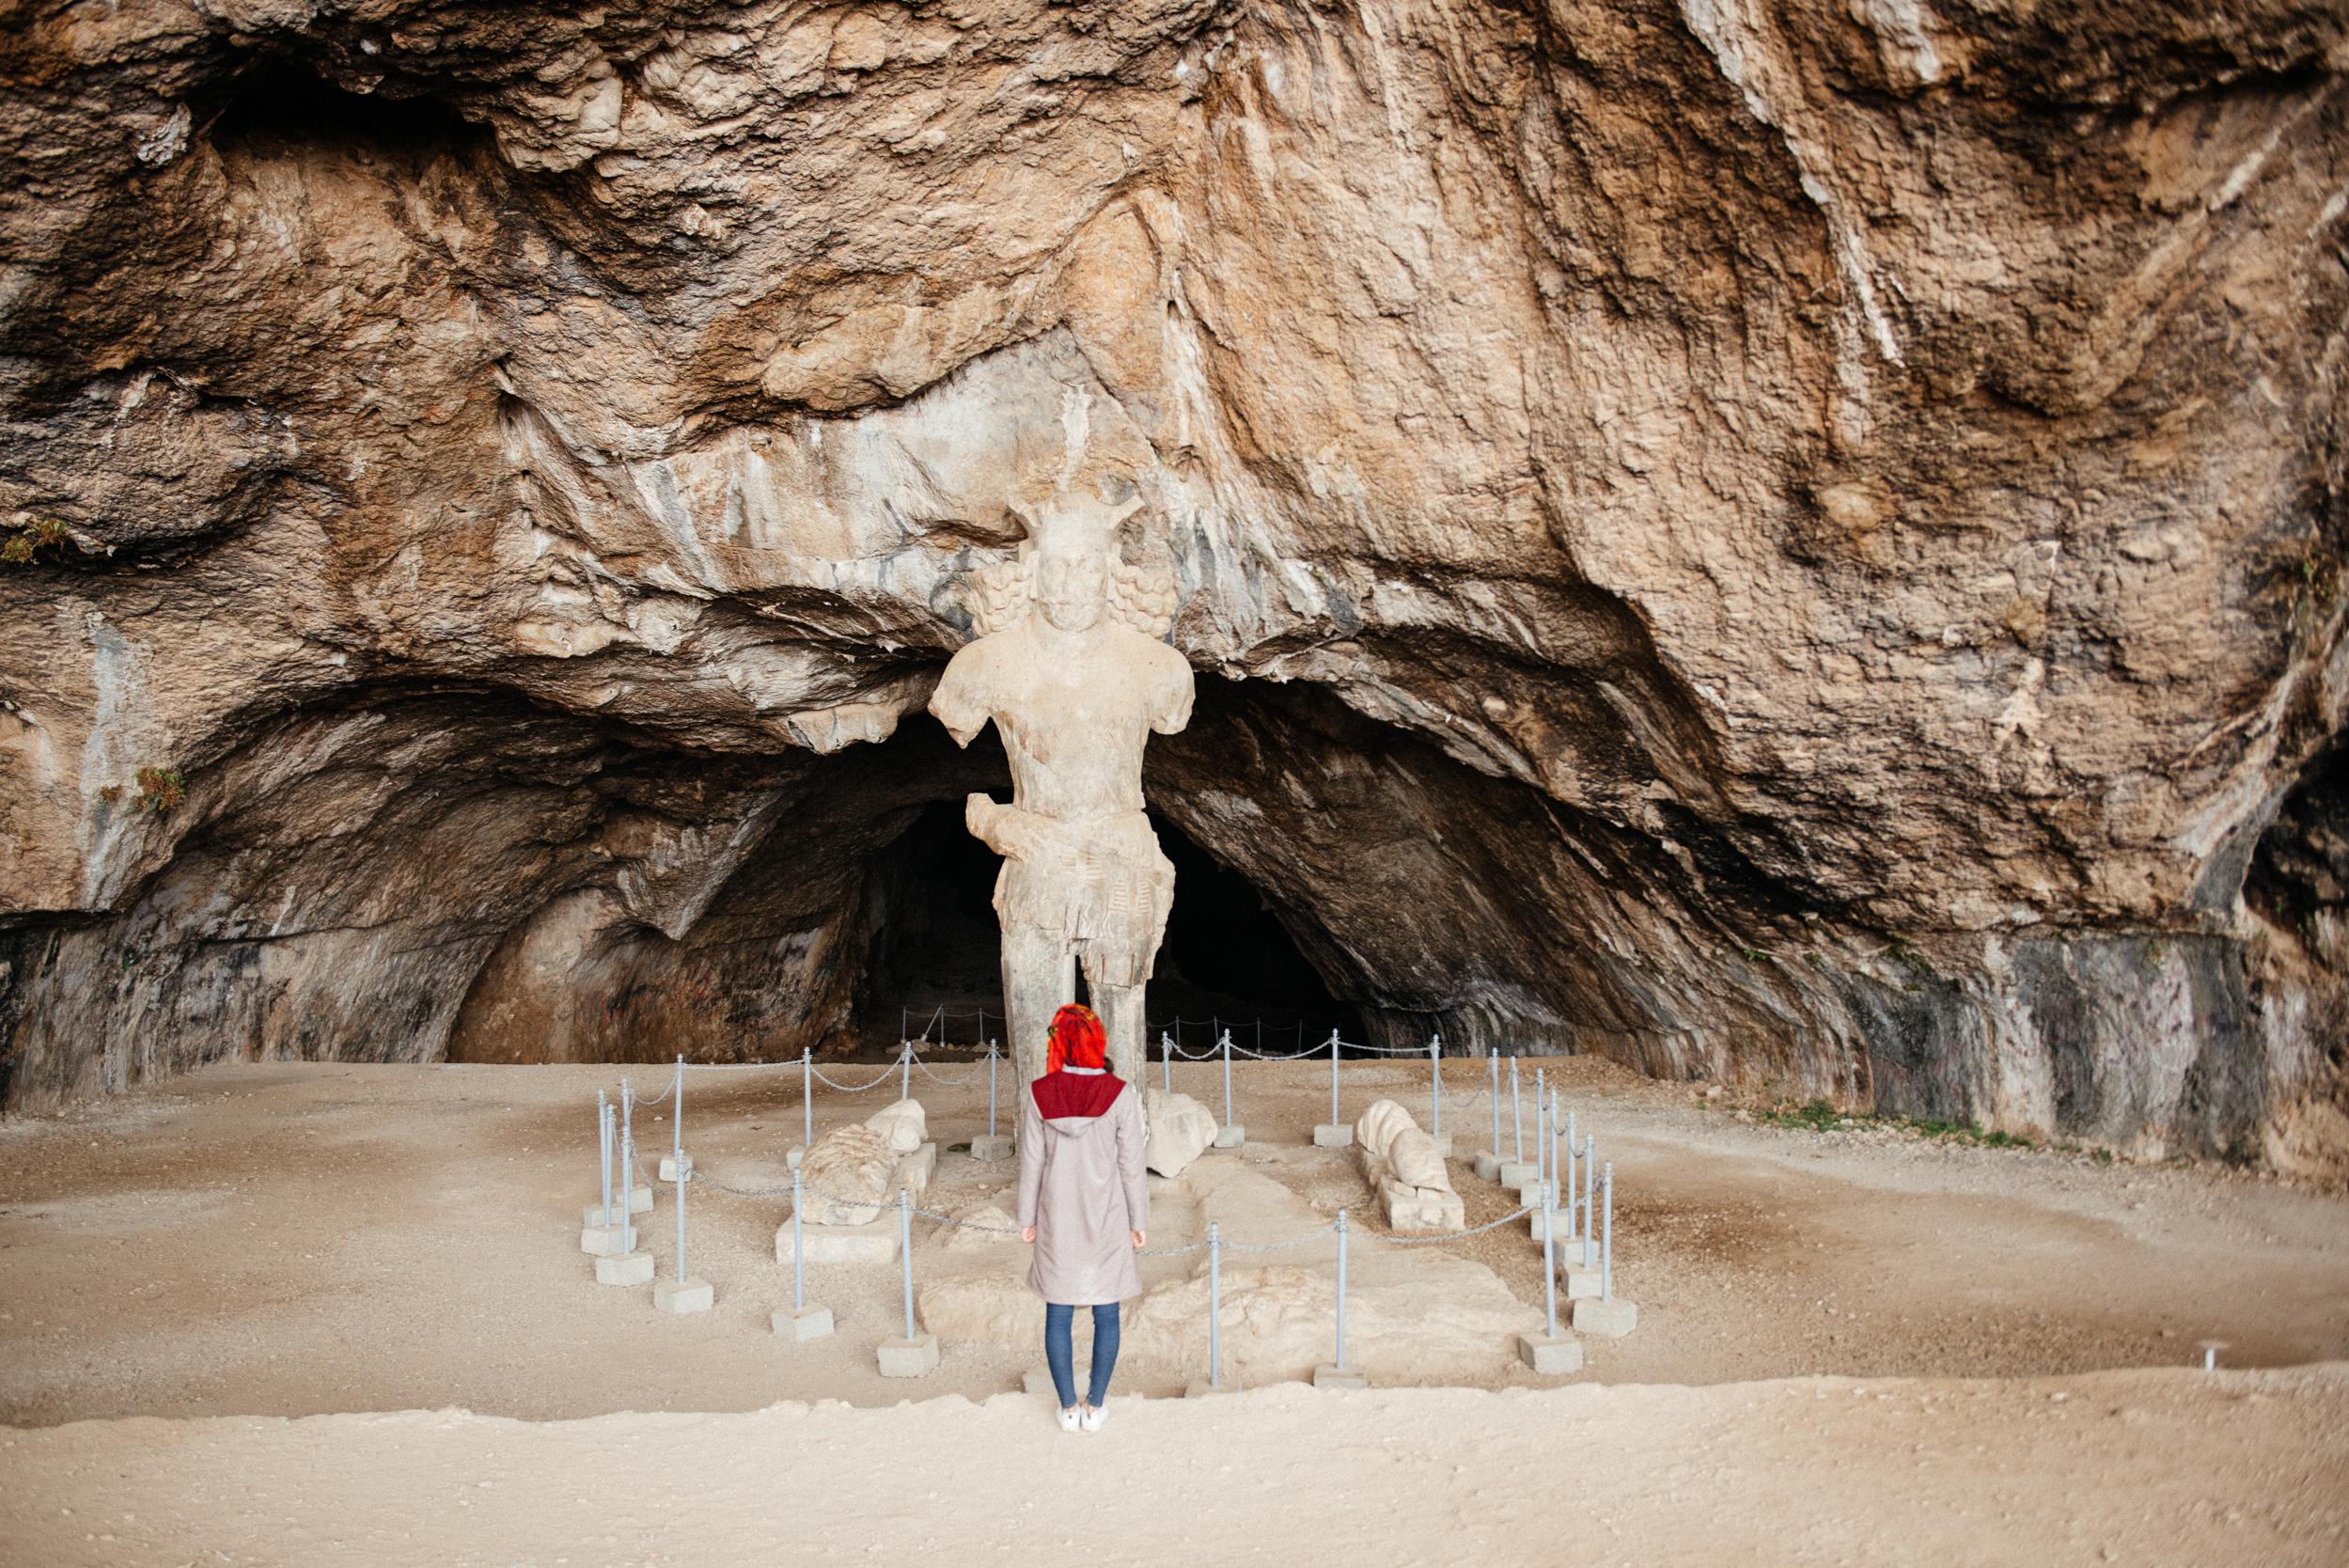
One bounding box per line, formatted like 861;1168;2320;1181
931;631;1009;736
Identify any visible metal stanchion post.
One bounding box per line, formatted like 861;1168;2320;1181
899;1040;911;1102
899;1187;915;1341
1542;1177;1558;1337
673;1053;685;1174
1510;1058;1524;1162
1335;1208;1349;1372
598;1092;613;1225
674;1145;686;1283
1489;1053;1501;1157
1208;1221;1223;1389
1221;1030;1234;1125
792;1168;807;1311
620;1131;635;1244
1162;1031;1172;1094
1534;1068;1548;1194
1429;1033;1443;1141
1582;1135;1597;1268
1561;1103;1575;1237
987;1044;999;1140
802;1048;814;1151
1328;1030;1340;1127
1602;1161;1615;1300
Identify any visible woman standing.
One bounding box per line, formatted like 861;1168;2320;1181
1017;1003;1149;1431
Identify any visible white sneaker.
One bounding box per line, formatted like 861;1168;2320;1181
1057;1405;1082;1433
1079;1403;1106;1432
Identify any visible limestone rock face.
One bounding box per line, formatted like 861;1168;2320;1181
1142;1089;1217;1178
0;1;2343;1177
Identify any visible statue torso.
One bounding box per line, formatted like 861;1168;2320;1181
932;619;1193;823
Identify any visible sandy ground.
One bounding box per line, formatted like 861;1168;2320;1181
2;1055;2345;1565
1;1056;2342;1423
3;1368;2344;1566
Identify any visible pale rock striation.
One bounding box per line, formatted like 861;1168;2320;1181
1353;1097;1463;1231
1141;1089;1217;1178
0;0;2341;1180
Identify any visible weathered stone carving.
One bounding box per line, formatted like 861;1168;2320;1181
1354;1098;1464;1231
1142;1088;1218;1178
930;482;1193;1083
797;1100;932;1225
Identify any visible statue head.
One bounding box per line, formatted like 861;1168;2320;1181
1033;535;1110;632
966;481;1177;641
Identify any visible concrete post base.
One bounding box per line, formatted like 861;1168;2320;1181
1311;1364;1368;1390
1516;1331;1584;1374
970;1135;1014;1163
1573;1297;1638;1337
775;1217;898;1265
658;1153;693;1184
1473;1151;1504;1182
654;1277;713;1314
877;1333;939;1377
1562;1265;1605;1300
580;1190;651;1227
773;1306;834;1341
1312;1124;1352;1148
786;1145;804;1169
1496;1160;1538;1187
1214;1124;1246;1149
594;1249;654;1287
1528;1207;1578;1242
579;1221;637;1256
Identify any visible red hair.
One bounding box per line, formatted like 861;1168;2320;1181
1044;1004;1108;1074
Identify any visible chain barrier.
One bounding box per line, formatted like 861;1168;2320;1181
675;1154;1534;1256
811;1061;900;1093
1370;1202;1535;1245
620;1078;674;1105
1226;1040;1332;1060
912;1056;983;1087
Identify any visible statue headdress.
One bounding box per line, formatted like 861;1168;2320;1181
965;482;1179;639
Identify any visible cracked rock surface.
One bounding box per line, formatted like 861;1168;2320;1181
0;0;2343;1176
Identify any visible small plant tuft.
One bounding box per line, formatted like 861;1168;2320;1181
134;766;185;813
0;516;72;566
1756;1099;2041;1152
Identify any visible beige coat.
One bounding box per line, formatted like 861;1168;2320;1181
1016;1075;1148;1306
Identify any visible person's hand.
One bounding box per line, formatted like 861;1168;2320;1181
1022;1225;1037;1245
1131;1229;1146;1249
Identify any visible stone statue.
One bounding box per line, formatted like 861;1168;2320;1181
796;1098;933;1226
930;482;1192;1084
1354;1098;1465;1231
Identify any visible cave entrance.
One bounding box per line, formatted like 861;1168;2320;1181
853;799;1358;1053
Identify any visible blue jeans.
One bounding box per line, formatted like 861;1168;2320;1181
1043;1302;1121;1409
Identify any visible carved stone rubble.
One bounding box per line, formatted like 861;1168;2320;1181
795;1100;934;1226
1142;1089;1218;1178
1355;1098;1464;1231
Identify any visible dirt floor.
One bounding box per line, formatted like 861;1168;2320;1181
3;1366;2344;1567
1;1053;2344;1564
